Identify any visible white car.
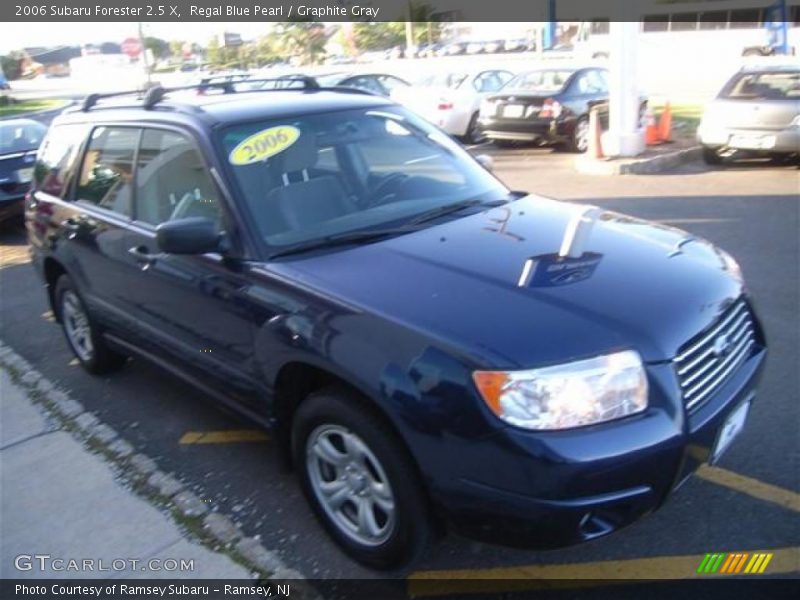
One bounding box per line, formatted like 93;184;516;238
391;69;515;143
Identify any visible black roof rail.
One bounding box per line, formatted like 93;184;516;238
78;76;376;113
81;89;145;111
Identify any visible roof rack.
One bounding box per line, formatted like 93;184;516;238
76;76;382;114
78;76;326;112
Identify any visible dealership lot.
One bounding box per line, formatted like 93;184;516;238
0;155;797;586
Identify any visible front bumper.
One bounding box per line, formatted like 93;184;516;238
431;346;766;548
698;125;800;153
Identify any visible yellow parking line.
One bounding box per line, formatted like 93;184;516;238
407;547;800;597
696;465;800;513
179;430;269;444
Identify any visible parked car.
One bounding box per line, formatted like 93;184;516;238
251;72;409;98
312;72;410;97
0;118;46;224
479;67;618;152
505;37;535;53
392;69;515;143
697;64;800;164
466;40;486;55
28;81;766;570
0;70;10;90
441;41;467;56
483;40;506;54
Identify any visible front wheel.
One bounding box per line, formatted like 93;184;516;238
292;388;432;569
55;275;127;374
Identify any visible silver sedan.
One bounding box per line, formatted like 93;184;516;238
698;64;800;164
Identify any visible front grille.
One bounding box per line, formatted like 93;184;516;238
674;299;756;412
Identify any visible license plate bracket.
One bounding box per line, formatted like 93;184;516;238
711;397;751;463
503;104;525;118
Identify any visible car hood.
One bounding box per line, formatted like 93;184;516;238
269;195;743;368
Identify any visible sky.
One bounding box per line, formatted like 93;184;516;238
0;22;278;54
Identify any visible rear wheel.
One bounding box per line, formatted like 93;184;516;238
464;112;486;145
55;275;127;374
702;146;724;165
568;116;590;153
292;388;431;569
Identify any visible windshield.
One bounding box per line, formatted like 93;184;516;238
722;71;800;100
0;121;46;154
505;70;574;94
220;105;508;251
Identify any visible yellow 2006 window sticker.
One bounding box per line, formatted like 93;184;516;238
228;125;300;166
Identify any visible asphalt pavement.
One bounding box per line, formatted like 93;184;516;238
0;152;798;590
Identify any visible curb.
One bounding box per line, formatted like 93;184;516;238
574;146;702;175
0;341;318;598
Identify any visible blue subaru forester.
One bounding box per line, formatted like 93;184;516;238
27;79;766;568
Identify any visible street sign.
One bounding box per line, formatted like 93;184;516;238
121;37;142;58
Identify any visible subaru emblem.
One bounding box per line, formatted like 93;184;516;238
713;334;733;358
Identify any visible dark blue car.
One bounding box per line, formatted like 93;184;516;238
1;118;46;224
26;81;766;569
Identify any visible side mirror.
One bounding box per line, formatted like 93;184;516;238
475;154;494;172
156;217;221;255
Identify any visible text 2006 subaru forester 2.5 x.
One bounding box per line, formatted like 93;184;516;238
27;79;766;569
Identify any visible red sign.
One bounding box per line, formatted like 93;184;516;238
121;38;143;58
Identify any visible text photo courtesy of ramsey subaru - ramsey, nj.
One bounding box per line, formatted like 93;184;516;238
0;1;798;600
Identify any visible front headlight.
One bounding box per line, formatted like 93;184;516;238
718;248;743;282
472;350;648;430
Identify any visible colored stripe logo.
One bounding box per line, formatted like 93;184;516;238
697;552;773;574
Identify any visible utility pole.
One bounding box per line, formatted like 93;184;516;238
405;0;414;57
604;19;644;156
137;22;151;87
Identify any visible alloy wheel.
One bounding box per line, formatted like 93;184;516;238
306;424;396;546
62;290;94;362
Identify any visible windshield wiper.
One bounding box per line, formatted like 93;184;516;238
268;226;420;259
268;198;512;260
407;198;510;226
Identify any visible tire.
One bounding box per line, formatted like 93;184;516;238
568;116;590;153
463;112;486;145
55;275;127;374
702;146;724;165
292;388;431;569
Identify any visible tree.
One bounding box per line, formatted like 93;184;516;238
206;36;223;69
144;37;170;61
352;22;405;51
168;39;185;59
274;22;328;65
1;54;22;80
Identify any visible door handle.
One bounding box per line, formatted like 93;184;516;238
128;245;159;270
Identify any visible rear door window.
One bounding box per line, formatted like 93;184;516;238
34;123;86;198
75;126;139;216
135;128;222;227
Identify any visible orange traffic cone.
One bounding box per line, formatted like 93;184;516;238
658;101;673;143
588;107;604;159
645;107;660;145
